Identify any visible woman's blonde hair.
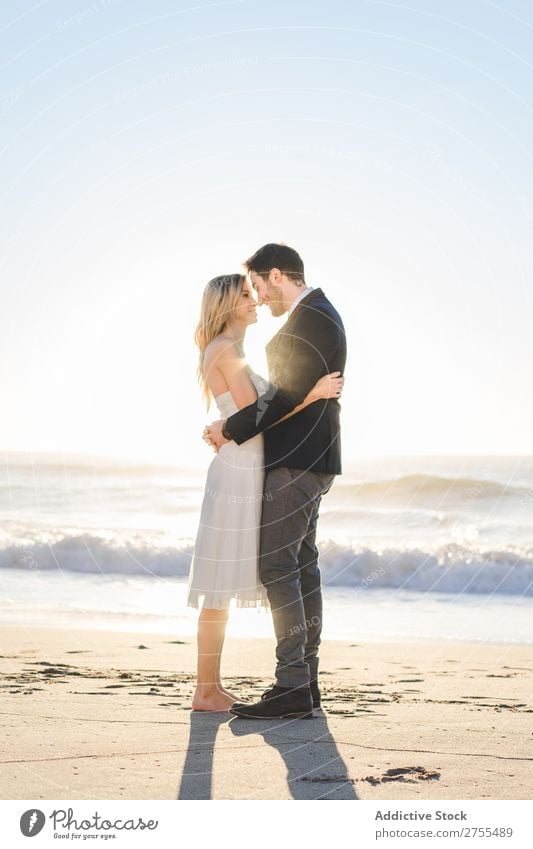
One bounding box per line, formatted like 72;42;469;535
194;273;245;405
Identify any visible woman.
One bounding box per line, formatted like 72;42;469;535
188;273;343;711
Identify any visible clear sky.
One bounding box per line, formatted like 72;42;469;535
1;0;532;466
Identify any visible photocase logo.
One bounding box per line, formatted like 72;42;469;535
20;809;45;837
19;806;159;838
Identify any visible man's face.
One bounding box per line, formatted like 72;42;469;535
249;270;286;317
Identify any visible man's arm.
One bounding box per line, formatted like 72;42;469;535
225;309;343;445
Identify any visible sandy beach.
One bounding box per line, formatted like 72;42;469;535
0;624;531;800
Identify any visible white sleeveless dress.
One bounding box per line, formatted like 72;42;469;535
187;372;270;610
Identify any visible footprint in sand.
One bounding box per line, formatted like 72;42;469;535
486;673;518;678
363;766;440;785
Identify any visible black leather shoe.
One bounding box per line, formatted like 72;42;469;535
231;685;313;719
262;682;321;710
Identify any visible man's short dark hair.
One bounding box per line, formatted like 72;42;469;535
244;243;305;284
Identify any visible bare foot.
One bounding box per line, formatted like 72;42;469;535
191;688;236;712
219;687;244;702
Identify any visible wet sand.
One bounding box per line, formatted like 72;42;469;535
0;624;531;800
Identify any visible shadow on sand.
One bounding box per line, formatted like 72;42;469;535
177;711;231;800
177;709;358;800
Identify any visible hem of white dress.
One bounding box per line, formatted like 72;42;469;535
187;589;270;612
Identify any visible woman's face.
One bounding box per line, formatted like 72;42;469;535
233;279;258;325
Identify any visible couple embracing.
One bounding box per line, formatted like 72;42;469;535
187;243;347;719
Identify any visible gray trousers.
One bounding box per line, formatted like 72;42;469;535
259;467;335;688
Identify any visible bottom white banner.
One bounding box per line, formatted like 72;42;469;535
1;799;532;848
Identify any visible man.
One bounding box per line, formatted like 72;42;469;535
206;243;347;718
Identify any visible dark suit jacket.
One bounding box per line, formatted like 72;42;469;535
225;287;347;474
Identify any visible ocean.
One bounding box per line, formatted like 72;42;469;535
1;452;532;644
